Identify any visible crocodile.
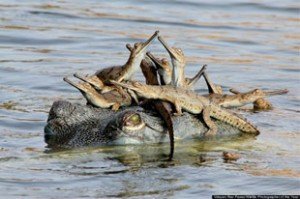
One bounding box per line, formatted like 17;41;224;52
138;56;175;159
146;52;172;85
143;54;287;109
198;69;288;109
110;80;260;136
157;36;223;93
157;36;211;89
63;77;131;110
228;88;273;110
146;51;206;87
96;31;159;83
44;100;246;148
205;88;288;108
74;31;159;93
158;36;187;88
73;73;105;91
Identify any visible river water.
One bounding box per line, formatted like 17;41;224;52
0;0;299;198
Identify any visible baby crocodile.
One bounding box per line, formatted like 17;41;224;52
73;73;105;91
96;31;159;83
158;36;186;88
146;52;172;85
157;36;223;93
74;31;159;93
110;81;259;136
146;51;206;88
144;56;284;109
63;77;131;110
205;88;288;108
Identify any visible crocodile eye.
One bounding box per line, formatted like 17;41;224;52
161;58;168;64
177;48;184;56
253;89;262;94
134;42;143;49
129;114;141;125
123;112;142;127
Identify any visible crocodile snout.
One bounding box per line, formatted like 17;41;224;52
44;124;55;144
44;119;73;147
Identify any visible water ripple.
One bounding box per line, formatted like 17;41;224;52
0;35;76;45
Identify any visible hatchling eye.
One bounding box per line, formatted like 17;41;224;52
161;58;168;63
134;43;141;48
177;48;184;55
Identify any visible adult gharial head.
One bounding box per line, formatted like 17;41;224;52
44;100;246;149
44;101;167;148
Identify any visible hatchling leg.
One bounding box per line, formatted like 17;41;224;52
202;106;217;136
188;64;207;87
173;100;183;116
203;71;223;94
229;88;241;95
111;103;120;111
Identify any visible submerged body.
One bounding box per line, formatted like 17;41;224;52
44;101;244;148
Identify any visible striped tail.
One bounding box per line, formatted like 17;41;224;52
209;106;259;134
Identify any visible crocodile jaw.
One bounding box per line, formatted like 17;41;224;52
122;31;159;81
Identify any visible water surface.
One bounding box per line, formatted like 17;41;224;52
0;0;299;198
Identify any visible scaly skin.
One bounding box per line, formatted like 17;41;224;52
158;36;186;88
63;77;131;110
141;53;285;109
146;52;172;85
44;100;245;148
146;51;206;88
156;36;223;93
74;31;159;93
96;31;159;83
205;88;288;108
73;73;105;91
202;70;223;94
111;81;260;135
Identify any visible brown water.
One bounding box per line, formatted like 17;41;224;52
0;0;299;198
